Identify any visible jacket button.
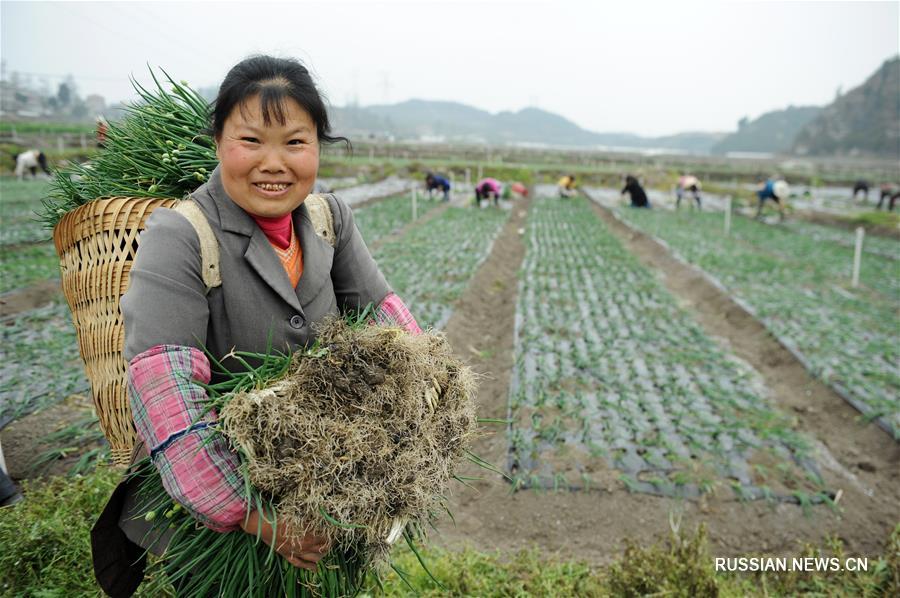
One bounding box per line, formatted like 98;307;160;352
289;315;304;329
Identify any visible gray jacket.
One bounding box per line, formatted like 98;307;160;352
121;165;391;369
105;166;392;570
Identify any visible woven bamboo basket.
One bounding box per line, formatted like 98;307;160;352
53;197;177;466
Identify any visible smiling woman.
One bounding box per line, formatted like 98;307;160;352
216;97;320;219
92;55;424;595
211;57;343;220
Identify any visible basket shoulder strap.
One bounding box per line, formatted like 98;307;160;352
171;200;222;293
304;194;336;247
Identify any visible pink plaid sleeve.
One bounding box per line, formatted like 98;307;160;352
374;293;422;335
128;344;247;532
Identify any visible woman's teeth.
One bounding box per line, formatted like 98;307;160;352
257;183;289;191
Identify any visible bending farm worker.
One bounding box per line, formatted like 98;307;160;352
93;55;424;594
475;177;503;207
675;175;702;210
756;178;789;221
622;175;650;208
14;149;50;181
877;183;899;211
425;171;451;202
852;179;869;203
557;173;577;198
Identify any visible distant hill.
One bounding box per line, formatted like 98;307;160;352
792;57;900;159
710;106;822;155
331;100;724;152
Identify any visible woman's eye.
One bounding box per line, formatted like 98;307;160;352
288;139;307;146
241;137;259;143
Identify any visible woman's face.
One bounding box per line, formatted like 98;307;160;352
216;95;319;218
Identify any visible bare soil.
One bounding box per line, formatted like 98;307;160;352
432;195;899;564
1;393;102;481
0;278;62;319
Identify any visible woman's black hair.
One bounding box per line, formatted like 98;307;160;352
212;55;349;150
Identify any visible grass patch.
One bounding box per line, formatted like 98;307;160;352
0;469;170;597
852;210;900;229
2;471;897;596
0;121;96;135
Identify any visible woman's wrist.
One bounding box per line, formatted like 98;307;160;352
240;509;261;535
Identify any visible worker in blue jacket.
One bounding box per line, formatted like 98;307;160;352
756;178;789;221
425;172;451;201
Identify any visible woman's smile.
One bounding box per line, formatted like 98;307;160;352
253;182;293;196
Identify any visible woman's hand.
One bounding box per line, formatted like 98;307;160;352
240;509;330;571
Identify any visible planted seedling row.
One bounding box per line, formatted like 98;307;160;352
353;192;425;246
507;188;827;503
374;206;509;330
615;208;899;437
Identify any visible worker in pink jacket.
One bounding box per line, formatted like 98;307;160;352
475;177;503;207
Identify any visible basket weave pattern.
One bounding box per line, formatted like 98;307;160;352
54;197;177;465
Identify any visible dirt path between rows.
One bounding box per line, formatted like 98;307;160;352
1;393;100;480
432;195;899;565
0;278;62;319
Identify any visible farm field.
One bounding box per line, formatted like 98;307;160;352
1;168;898;595
507;187;824;503
431;185;897;569
595;201;900;437
323;175;413;207
0;300;87;428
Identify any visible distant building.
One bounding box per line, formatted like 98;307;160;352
0;78;46;118
84;94;107;116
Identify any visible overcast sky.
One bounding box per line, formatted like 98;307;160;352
2;0;898;137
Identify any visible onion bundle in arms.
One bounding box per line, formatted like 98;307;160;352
133;314;486;597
